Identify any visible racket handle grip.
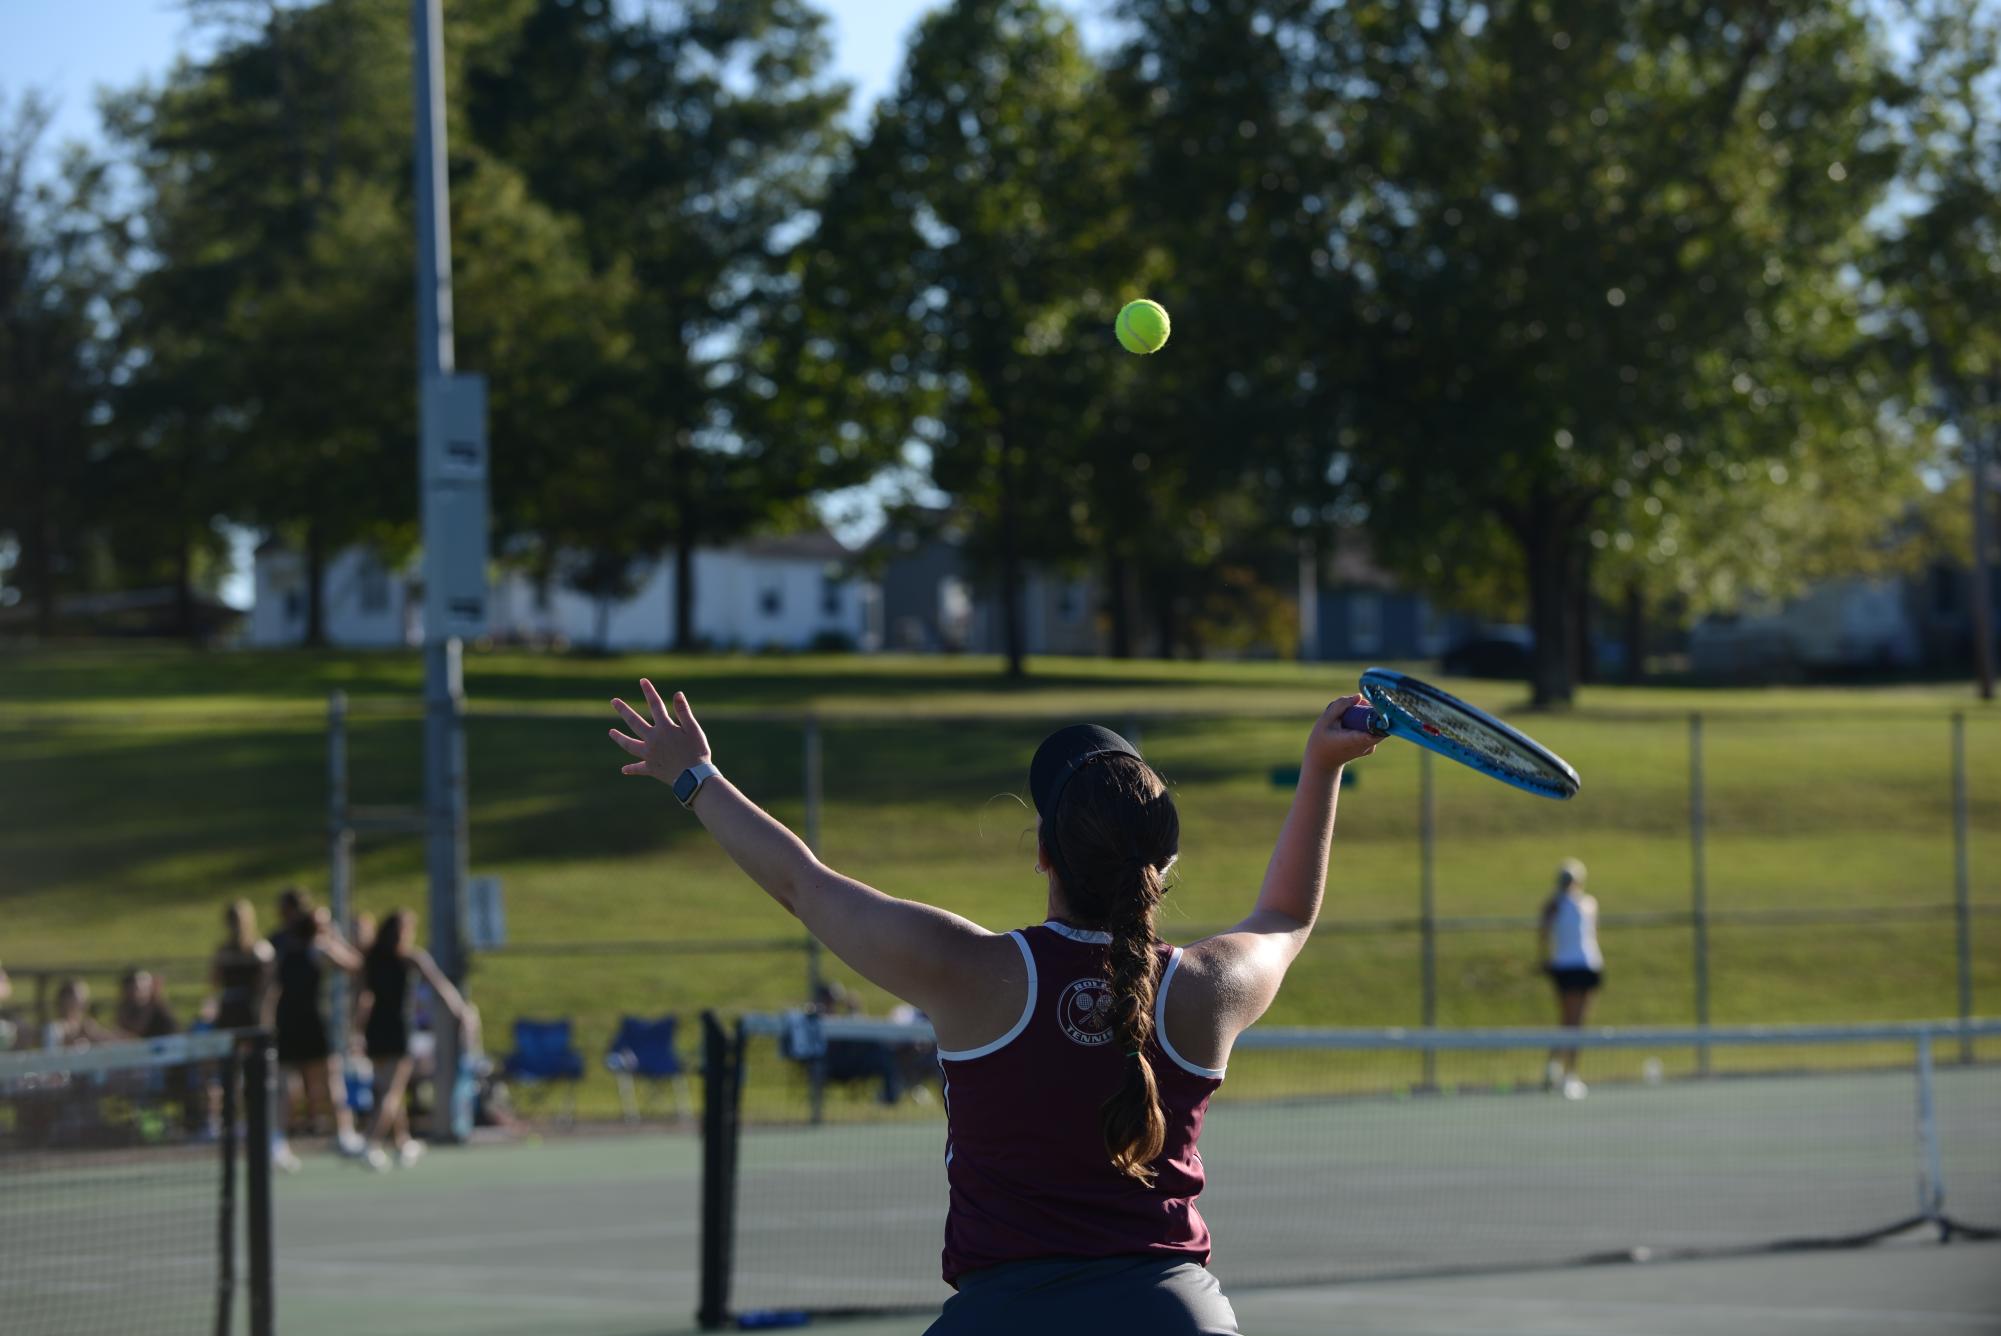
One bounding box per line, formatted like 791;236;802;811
1340;703;1382;735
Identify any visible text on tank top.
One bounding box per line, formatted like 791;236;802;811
937;922;1226;1286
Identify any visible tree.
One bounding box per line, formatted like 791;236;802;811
1107;0;1365;659
469;0;866;651
1320;0;1911;704
107;0;626;643
0;92;111;636
809;0;1137;676
1873;0;2001;697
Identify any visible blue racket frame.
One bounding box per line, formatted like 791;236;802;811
1338;667;1581;800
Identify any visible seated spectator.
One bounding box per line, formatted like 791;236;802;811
44;978;120;1049
115;968;181;1039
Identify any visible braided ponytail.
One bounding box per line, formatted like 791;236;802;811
1100;858;1168;1185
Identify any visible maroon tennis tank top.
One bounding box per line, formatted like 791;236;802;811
938;922;1226;1285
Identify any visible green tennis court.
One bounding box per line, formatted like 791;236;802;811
259;1127;2001;1336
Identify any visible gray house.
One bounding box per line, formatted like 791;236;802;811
1305;531;1478;662
872;519;1103;656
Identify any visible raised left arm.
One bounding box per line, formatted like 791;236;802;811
609;681;999;1015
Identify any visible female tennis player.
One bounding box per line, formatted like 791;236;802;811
610;680;1377;1333
1538;858;1601;1099
357;909;467;1169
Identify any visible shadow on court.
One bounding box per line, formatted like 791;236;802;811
265;1131;2000;1336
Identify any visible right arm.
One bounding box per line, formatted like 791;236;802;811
1182;697;1380;1046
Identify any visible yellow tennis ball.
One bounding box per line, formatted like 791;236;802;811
1115;298;1171;355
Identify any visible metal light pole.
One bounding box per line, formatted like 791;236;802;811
413;0;488;1143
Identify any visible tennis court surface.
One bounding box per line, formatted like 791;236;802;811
261;1016;1998;1336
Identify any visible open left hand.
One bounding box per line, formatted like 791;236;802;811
608;679;712;784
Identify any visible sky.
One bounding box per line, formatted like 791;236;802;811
0;0;1031;606
0;0;963;148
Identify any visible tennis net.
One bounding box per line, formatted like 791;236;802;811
0;1030;276;1336
698;1013;2000;1327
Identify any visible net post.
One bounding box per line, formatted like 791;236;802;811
244;1032;277;1336
698;1012;742;1330
1952;714;1973;1065
804;715;825;1006
1689;712;1711;1076
1914;1029;1945;1237
1419;749;1437;1090
215;1041;240;1336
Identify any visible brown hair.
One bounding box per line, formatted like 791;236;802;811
224;899;260;954
367;910;410;967
1041;753;1180;1185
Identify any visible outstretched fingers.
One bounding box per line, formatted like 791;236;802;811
608;729;647;757
640;678;672;725
612;697;653;735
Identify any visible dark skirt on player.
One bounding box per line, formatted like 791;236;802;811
925;1257;1239;1335
1546;964;1604;994
363;954;411;1061
272;930;332;1064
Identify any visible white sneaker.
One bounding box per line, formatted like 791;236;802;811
335;1128;367;1158
272;1145;303;1174
362;1146;392;1172
397;1140;427;1168
1563;1076;1589;1101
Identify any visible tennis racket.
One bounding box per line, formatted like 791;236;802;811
1338;666;1581;800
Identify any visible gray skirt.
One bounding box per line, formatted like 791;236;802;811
925;1256;1240;1335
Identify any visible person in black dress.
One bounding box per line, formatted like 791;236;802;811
270;887;366;1158
210;899;293;1166
357;909;466;1169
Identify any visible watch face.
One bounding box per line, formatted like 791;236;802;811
673;769;699;804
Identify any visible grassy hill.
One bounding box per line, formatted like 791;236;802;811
4;645;1995;1113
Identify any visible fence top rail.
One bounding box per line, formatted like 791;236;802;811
739;1013;2001;1049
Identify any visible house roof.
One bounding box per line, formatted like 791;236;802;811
734;531;852;562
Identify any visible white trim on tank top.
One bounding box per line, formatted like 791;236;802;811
1041;919;1113;944
1154;947;1226;1078
936;930;1038;1061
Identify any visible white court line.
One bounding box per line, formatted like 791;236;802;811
1278;1286;2001;1329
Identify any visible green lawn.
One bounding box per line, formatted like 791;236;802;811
3;645;1996;1116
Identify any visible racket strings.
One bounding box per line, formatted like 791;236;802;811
1371;684;1574;795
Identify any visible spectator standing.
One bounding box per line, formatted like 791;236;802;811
357;909;467;1169
269;887;366;1157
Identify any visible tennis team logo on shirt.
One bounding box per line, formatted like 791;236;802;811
1059;978;1116;1046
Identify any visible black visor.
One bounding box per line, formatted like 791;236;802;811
1030;724;1142;822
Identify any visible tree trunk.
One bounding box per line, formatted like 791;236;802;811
997;432;1025;679
304;518;326;648
1519;521;1575;708
1622;579;1647;684
28;493;55;639
1106;551;1132;659
1154;578;1179;661
595;596;611;652
672;439;696;651
175;535;196;643
1570;545;1593;686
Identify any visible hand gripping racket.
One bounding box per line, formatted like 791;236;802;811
1339;666;1581;800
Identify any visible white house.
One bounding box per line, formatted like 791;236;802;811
1689;575;1920;680
248;532;875;651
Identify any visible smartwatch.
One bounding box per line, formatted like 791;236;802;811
673;761;719;809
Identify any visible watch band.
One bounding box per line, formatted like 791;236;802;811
675;761;720;809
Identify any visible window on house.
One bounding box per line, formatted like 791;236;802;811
1348;592;1382;653
1058;582;1083;624
761;586;783;617
822;568;842;616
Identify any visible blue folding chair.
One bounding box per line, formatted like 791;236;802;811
502;1018;584;1123
604;1015;690;1124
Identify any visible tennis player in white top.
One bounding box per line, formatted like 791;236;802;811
1538;859;1602;1099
